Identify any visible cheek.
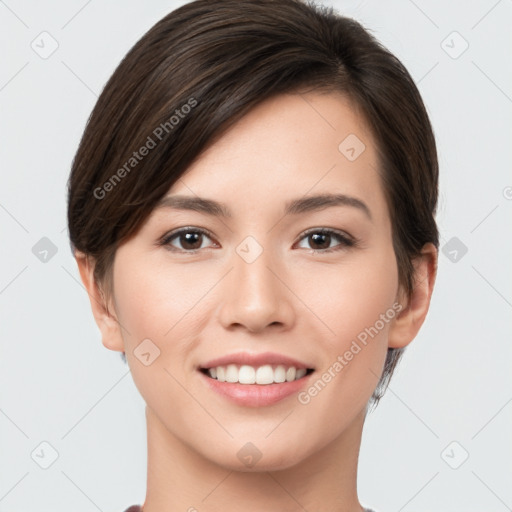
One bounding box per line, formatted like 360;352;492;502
112;251;211;347
111;250;220;411
292;241;398;400
294;242;399;346
111;252;207;415
289;251;398;444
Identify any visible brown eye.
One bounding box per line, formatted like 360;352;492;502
161;228;215;252
176;231;204;250
296;228;355;253
308;232;331;250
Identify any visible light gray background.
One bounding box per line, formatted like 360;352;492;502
1;1;511;511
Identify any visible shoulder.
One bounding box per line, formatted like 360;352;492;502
123;506;142;512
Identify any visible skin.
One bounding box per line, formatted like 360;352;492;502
77;91;437;512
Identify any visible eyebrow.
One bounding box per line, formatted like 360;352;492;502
155;193;372;220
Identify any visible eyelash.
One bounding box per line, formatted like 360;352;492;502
158;226;358;254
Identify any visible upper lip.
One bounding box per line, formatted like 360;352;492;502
199;351;314;370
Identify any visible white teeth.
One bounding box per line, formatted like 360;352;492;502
216;366;225;382
239;365;256;384
225;364;238;383
286;367;296;382
274;365;286;383
205;364;311;384
256;365;274;385
295;368;307;379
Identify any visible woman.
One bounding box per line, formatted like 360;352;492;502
67;1;438;510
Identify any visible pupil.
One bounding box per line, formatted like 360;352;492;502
310;233;330;249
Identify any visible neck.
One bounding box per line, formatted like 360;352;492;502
141;406;367;512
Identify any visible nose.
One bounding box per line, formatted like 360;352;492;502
217;242;296;333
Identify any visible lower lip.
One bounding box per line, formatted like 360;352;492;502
198;370;314;407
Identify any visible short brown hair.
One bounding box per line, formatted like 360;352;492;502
67;0;439;406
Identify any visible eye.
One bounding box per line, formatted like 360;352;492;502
159;227;217;252
295;228;356;253
158;226;357;254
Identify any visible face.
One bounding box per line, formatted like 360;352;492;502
107;92;402;470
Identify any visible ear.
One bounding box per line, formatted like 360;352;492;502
75;251;125;353
388;242;438;349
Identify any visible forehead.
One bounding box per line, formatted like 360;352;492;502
165;91;386;219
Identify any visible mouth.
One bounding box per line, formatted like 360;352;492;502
198;353;316;407
199;365;315;385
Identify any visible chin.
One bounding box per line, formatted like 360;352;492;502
205;440;310;473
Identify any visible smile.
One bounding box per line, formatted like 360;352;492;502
200;364;315;385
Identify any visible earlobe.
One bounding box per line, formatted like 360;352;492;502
388;243;438;349
75;251;125;353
